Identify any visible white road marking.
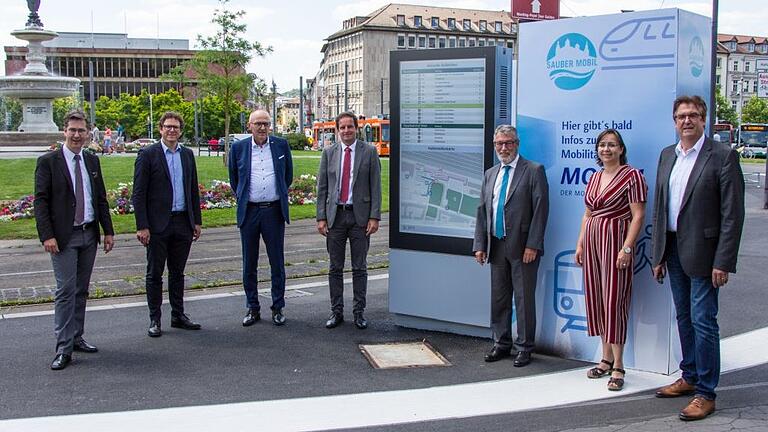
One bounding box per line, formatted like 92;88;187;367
0;274;390;320
1;327;767;431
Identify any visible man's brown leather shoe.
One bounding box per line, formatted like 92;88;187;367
679;396;715;421
655;378;695;398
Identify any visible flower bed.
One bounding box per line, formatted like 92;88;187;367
1;177;317;222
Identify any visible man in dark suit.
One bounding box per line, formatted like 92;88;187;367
132;111;203;337
34;110;114;370
316;111;382;330
651;96;745;421
228;109;293;327
473;125;549;367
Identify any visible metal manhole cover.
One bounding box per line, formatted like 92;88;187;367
359;340;451;369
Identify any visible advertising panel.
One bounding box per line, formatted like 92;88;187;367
512;0;559;21
517;9;711;373
759;72;768;98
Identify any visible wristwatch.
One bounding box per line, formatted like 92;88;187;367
622;246;632;254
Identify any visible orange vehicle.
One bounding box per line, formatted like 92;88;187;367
312;116;390;156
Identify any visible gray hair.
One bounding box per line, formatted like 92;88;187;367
494;125;518;138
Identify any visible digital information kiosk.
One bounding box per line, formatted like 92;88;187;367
389;46;514;336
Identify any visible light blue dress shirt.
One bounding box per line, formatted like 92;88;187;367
161;141;186;212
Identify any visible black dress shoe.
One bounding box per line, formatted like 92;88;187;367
73;338;98;353
484;347;511;362
325;312;344;329
272;309;286;326
50;353;71;370
242;309;261;327
171;314;201;330
147;320;162;337
353;313;368;330
513;351;532;367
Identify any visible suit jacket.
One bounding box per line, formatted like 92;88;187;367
228;135;293;227
316;140;382;228
132;142;202;233
34;148;114;249
473;157;549;259
650;137;745;276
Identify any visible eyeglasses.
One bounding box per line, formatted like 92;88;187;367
493;140;518;148
674;113;702;122
597;142;620;149
162;125;181;130
66;128;88;134
250;122;270;128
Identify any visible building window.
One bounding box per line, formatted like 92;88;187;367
495;21;503;32
754;81;758;93
439;37;446;48
507;40;515;49
397;15;405;26
448;18;456;29
762;43;768;53
408;34;416;48
414;16;422;27
468;38;476;47
418;35;426;48
449;36;456;48
487;39;496;46
748;42;755;51
428;36;436;48
397;34;405;48
458;37;466;47
479;20;487;32
745;61;750;72
478;38;486;47
716;57;721;68
732;80;738;92
731;100;737;109
431;16;439;28
716;74;720;85
732;61;738;71
463;19;471;30
729;41;736;50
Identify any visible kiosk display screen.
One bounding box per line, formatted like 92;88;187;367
398;58;486;239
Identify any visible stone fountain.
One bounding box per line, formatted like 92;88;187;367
0;0;80;147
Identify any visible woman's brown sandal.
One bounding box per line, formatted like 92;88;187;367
607;368;625;391
587;359;614;379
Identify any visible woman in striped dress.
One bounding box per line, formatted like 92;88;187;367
575;129;647;391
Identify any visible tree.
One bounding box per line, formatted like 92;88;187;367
0;96;22;131
188;0;271;164
714;86;738;125
741;96;768;124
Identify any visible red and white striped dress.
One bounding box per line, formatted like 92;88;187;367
582;165;647;344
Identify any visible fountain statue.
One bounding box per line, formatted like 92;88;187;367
0;0;80;147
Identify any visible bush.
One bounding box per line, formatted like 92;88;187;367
285;133;310;151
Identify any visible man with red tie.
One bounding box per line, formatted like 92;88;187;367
316;112;382;330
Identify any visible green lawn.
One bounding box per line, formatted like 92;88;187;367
0;151;389;240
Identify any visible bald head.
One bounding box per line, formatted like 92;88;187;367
248;110;272;144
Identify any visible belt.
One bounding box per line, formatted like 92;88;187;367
72;222;95;231
248;200;279;208
337;204;354;211
171;211;187;216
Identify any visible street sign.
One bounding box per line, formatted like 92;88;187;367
512;0;559;21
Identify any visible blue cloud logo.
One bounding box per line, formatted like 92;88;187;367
547;33;598;90
689;36;704;77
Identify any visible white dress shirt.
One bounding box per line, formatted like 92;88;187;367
337;140;356;205
491;154;519;235
62;145;94;224
249;137;279;203
667;133;705;232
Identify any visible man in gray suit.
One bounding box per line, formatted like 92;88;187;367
473;125;549;367
651;95;744;421
316;111;382;330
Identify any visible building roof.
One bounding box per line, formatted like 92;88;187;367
326;3;515;40
717;33;768;55
718;34;768;45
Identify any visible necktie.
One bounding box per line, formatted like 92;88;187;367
494;165;511;239
74;154;85;225
339;146;352;203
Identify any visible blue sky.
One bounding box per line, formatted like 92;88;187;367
0;0;763;91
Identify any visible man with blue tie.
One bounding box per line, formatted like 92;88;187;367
229;109;293;327
133;111;203;338
473;125;549;367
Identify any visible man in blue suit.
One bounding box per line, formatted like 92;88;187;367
229;109;293;326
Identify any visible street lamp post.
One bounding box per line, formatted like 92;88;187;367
149;94;154;140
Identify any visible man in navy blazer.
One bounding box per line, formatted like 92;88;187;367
229;109;293;326
132;111;203;338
